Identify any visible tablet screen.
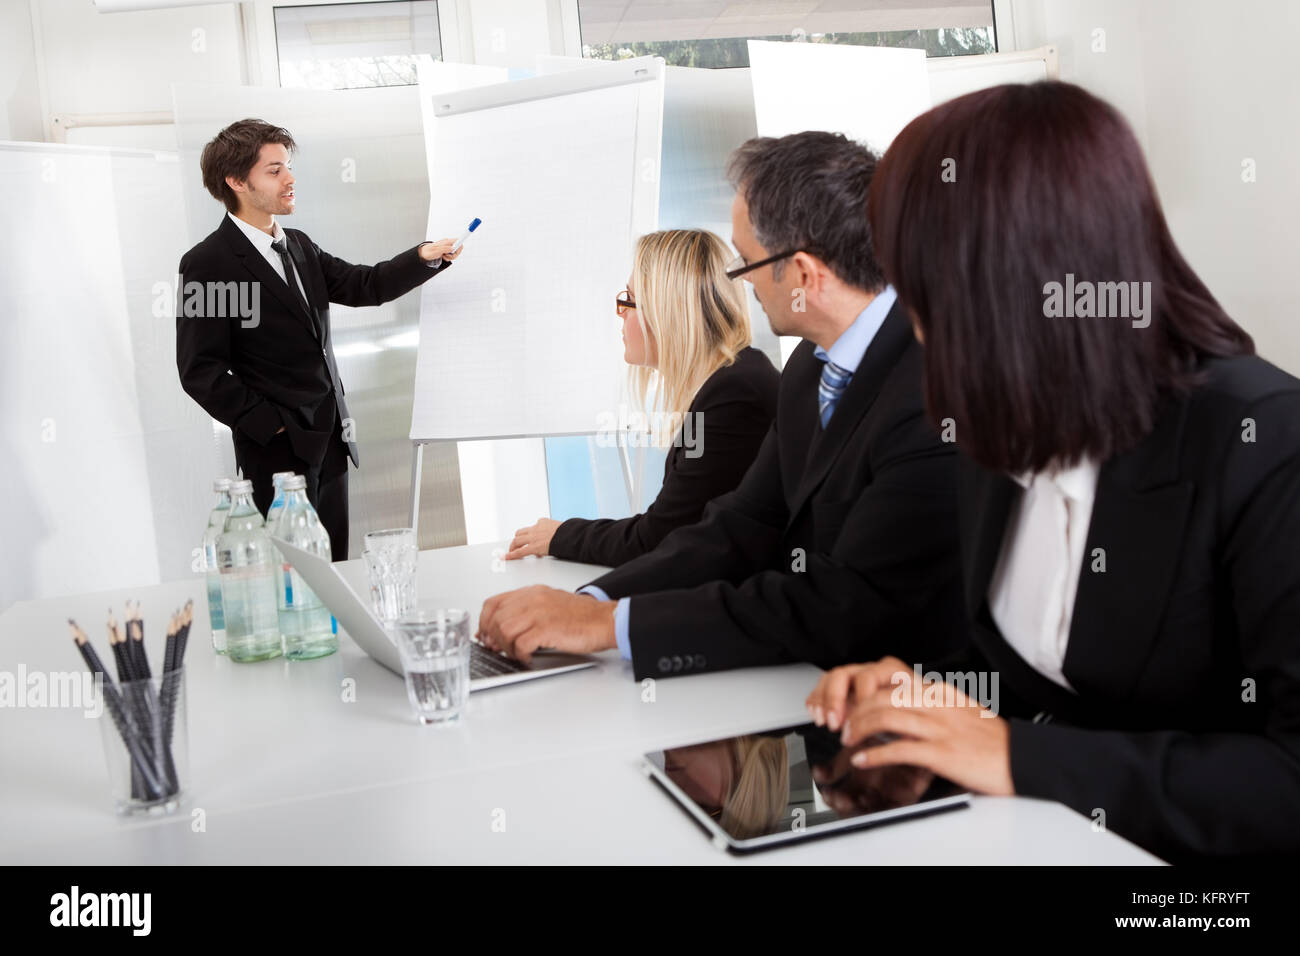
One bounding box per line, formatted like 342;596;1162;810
644;723;969;850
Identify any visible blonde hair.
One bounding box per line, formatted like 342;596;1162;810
627;229;751;439
719;735;790;839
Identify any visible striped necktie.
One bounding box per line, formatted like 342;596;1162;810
818;358;852;428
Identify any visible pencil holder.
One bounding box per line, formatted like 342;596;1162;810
97;666;188;816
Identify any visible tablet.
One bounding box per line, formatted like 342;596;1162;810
642;722;971;853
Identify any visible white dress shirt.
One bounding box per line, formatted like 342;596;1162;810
987;458;1100;690
226;211;306;293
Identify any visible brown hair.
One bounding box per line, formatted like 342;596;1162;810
867;81;1253;474
200;118;298;214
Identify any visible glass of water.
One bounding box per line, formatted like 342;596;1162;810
363;528;418;626
395;608;470;725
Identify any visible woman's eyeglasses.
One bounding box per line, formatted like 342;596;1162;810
725;249;799;282
616;292;637;316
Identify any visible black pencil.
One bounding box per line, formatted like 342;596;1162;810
176;599;194;664
127;599;152;679
107;619;144;799
160;601;193;795
110;606;160;798
157;610;182;794
107;608;135;681
108;620;132;683
70;620;166;800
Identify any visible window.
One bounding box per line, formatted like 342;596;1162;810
579;1;996;67
274;1;442;90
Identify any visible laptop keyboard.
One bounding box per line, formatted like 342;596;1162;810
470;643;530;680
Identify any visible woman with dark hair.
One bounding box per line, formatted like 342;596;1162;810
804;81;1300;861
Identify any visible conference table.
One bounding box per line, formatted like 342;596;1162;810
1;542;1161;864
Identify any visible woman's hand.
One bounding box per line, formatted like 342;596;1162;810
805;656;910;732
807;657;1014;796
505;518;561;560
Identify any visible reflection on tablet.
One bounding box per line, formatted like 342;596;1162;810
646;723;970;853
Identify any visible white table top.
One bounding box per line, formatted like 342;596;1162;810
0;542;1162;864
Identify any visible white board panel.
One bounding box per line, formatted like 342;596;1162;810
410;57;665;443
747;40;931;155
927;47;1056;105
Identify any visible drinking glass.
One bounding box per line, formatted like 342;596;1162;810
394;609;470;725
363;528;418;626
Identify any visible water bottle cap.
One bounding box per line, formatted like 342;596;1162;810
282;475;307;490
229;478;254;494
272;471;297;484
213;477;233;491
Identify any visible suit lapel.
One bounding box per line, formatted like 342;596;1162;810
1063;399;1195;699
218;216;317;336
786;302;912;520
958;458;1019;618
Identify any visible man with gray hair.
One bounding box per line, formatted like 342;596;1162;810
478;131;963;684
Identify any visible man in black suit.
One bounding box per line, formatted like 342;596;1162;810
477;132;964;679
176;117;461;557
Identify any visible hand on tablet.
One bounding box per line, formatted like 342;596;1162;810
477;585;617;663
805;656;910;732
808;661;1014;796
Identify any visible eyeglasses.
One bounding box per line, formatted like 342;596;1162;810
725;249;799;282
616;292;637;316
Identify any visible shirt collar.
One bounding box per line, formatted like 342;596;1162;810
227;210;284;253
813;285;898;375
1010;458;1100;506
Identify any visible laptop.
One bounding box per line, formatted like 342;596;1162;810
643;722;970;853
273;537;597;690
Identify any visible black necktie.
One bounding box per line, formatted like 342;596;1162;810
270;237;312;317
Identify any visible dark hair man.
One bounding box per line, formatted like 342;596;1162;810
176;118;460;556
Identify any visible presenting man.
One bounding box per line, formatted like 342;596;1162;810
176;117;460;557
478;132;963;680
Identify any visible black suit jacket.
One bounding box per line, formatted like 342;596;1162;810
176;215;448;468
587;302;964;680
549;346;779;567
937;354;1300;862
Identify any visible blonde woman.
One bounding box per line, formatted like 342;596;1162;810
506;229;778;567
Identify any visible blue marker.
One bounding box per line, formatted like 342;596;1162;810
451;217;481;253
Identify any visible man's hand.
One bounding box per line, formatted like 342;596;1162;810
477;585;617;663
505;518;561;559
419;238;463;263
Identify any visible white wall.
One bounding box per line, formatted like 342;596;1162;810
32;0;245;141
0;2;44;140
1009;0;1300;375
7;1;569;146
